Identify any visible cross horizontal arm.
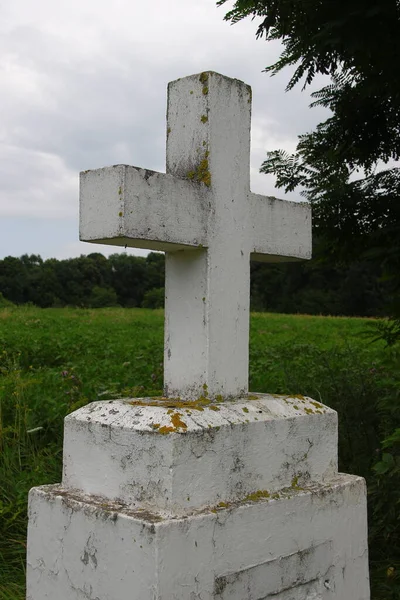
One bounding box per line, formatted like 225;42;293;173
249;193;312;262
80;165;208;252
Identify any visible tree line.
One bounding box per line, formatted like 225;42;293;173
0;247;392;317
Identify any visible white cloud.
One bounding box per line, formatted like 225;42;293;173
0;144;77;217
0;0;326;258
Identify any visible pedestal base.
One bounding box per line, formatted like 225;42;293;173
27;474;369;600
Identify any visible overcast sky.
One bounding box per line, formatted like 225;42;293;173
0;0;328;260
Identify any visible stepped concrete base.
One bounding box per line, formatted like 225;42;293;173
27;397;370;599
27;475;369;600
62;394;338;514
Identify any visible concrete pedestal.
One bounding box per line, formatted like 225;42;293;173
27;394;370;599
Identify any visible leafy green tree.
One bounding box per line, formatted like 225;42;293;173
88;286;119;308
220;2;400;593
219;0;400;339
142;287;165;309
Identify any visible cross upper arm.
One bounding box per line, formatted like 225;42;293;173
80;165;208;252
249;192;312;262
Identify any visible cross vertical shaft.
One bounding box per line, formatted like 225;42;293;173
79;71;311;402
164;72;252;400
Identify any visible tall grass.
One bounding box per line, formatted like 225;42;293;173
0;307;399;599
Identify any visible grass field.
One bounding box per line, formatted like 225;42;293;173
0;306;399;599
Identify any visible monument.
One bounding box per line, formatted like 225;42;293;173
27;72;370;599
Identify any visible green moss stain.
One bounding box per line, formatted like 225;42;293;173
199;72;209;85
186;150;211;187
242;407;249;413
199;72;209;96
200;115;208;124
244;490;270;502
118;212;123;217
291;475;304;491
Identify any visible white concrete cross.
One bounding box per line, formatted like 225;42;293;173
80;71;311;400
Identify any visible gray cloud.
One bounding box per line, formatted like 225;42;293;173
0;0;328;258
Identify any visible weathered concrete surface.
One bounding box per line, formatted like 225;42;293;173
27;474;369;600
63;395;337;514
80;72;311;400
27;71;369;599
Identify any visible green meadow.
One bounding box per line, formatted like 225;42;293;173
0;307;399;599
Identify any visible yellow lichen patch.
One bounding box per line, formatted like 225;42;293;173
291;394;306;401
170;412;187;430
118;186;123;195
202;86;209;95
151;423;160;429
217;502;229;509
310;401;323;409
209;405;220;411
304;407;314;415
200;115;208;124
195;395;210;405
244;490;270;503
294;405;299;410
130;397;208;411
242;407;249;414
158;426;175;435
167;127;171;135
247;394;259;400
118;212;123;217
